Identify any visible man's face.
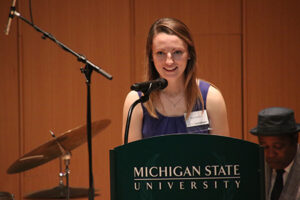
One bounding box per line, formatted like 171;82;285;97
258;135;297;169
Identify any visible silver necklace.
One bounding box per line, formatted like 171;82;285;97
163;94;184;108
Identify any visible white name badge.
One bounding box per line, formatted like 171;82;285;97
184;110;209;128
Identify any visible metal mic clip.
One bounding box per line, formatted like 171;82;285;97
9;6;16;19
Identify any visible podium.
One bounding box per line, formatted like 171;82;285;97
110;134;265;200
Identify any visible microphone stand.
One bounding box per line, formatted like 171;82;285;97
124;89;151;145
10;10;113;200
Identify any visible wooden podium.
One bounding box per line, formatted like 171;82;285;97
110;134;265;200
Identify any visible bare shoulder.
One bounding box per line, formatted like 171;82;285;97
206;85;227;120
206;86;225;104
125;90;140;103
206;85;230;136
123;90;143;120
122;91;144;143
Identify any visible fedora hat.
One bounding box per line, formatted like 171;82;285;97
250;107;300;136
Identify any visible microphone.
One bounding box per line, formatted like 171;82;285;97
131;78;168;93
4;0;17;35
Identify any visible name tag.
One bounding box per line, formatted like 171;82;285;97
184;110;209;128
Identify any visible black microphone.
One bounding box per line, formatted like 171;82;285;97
4;0;17;35
131;78;168;93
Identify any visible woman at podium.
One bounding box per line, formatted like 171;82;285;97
122;17;230;143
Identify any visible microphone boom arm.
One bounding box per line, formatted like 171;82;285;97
10;10;112;80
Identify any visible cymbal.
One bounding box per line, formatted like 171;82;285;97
0;192;14;200
24;185;99;199
7;119;110;174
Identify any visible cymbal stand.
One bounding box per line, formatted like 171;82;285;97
50;131;71;200
61;153;71;200
59;158;64;186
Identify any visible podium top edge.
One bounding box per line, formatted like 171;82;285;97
113;133;261;150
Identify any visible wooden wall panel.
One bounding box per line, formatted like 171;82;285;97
0;0;131;200
0;1;21;199
1;0;300;200
197;36;242;139
134;0;243;138
244;0;300;143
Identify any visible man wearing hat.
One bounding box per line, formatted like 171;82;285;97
250;107;300;200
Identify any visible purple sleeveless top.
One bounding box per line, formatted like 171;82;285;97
140;80;210;139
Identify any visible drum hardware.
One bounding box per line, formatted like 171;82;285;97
0;192;14;200
51;130;72;200
7;119;110;174
6;120;110;199
24;153;100;199
23;185;99;199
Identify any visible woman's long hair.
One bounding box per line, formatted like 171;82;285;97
144;18;203;118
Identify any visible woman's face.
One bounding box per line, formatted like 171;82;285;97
151;33;189;83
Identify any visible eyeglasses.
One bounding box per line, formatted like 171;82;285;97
152;50;187;61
